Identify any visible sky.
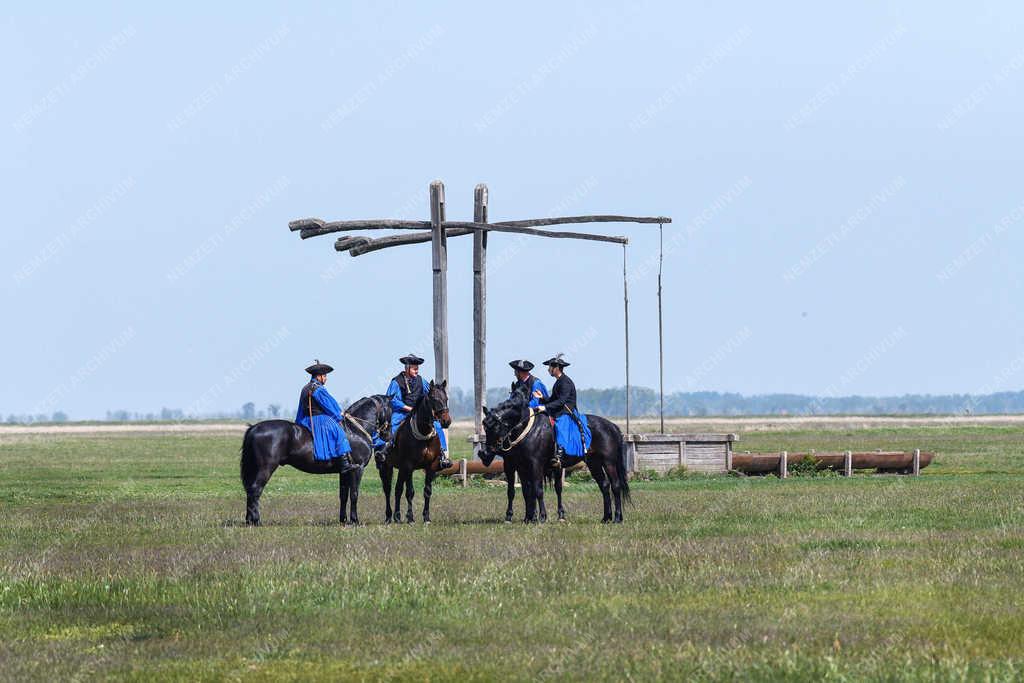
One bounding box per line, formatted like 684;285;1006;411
2;2;1023;419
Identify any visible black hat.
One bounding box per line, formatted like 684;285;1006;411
305;359;334;375
542;353;570;368
509;359;534;372
399;353;425;366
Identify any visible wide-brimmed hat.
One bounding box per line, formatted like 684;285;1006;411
305;359;334;375
399;353;425;366
508;359;534;372
542;353;570;368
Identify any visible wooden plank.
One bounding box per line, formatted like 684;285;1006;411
779;451;788;478
472;184;488;438
430;181;448;386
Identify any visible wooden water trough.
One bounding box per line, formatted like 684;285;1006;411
625;433;737;474
732;449;933;477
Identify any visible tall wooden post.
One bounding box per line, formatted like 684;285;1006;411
472;184;489;436
430;181;448;385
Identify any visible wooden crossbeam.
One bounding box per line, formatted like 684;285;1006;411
291;214;670;239
332;222;631;256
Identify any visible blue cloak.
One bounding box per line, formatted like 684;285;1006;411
554;409;591;457
295;384;352;461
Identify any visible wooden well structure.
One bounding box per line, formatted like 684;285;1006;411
289;179;738;474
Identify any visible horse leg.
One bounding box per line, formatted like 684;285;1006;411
380;463;394;524
505;466;515;523
392;468;405;524
338;471;350;525
537;478;548;523
521;472;536;524
589;460;613;523
349;466;364;525
404;468;415;524
554;467;566;521
422;468;435;524
606;462;624;523
244;463;277;527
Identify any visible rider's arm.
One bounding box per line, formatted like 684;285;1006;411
528;379;549;408
386;379;407;412
312;386;343;420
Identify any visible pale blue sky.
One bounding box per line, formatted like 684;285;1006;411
2;2;1022;418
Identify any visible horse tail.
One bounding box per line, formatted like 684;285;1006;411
601;416;631;506
617;435;632;506
240;423;258;487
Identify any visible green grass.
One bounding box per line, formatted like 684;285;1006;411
1;424;1023;681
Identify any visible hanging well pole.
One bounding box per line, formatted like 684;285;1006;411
472;184;489;437
430;181;448;385
658;222;665;433
623;244;631;436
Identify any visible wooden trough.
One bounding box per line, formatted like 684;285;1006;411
624;433;737;474
732;450;933;476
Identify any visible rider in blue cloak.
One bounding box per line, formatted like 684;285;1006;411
509;359;549;407
478;359;549;466
533;353;591;469
385;353;451;469
295;360;356;473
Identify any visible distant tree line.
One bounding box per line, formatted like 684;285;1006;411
7;387;1024;424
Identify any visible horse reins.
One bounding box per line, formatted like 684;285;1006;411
498;409;536;452
342;412;375;443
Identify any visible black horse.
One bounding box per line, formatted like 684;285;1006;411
482;386;631;523
239;395;391;526
377;379;452;524
481;386;555;523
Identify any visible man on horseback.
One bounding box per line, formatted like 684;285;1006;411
384;353;451;469
533;353;591;469
509;359;548;407
478;360;548;465
295;360;357;474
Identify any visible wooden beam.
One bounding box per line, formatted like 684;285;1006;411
472;184;488;437
430;181;448;386
297;214;669;239
341;228;474;255
331;222;628;254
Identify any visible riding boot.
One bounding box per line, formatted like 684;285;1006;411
337;453;358;474
375;441;391;467
437;449;452;470
549;445;565;469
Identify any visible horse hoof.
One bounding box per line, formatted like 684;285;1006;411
558;515;566;522
423;519;431;526
601;517;612;524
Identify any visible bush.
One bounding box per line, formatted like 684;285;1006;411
633;469;661;482
788;455;840;478
567;468;592;483
663;465;688;480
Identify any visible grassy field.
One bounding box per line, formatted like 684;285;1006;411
1;422;1023;681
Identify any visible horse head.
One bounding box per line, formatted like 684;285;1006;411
371;394;392;438
481;386;529;448
427;379;451;428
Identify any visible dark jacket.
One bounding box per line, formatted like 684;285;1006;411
541;373;577;419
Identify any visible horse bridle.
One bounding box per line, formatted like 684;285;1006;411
495;407;536;452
